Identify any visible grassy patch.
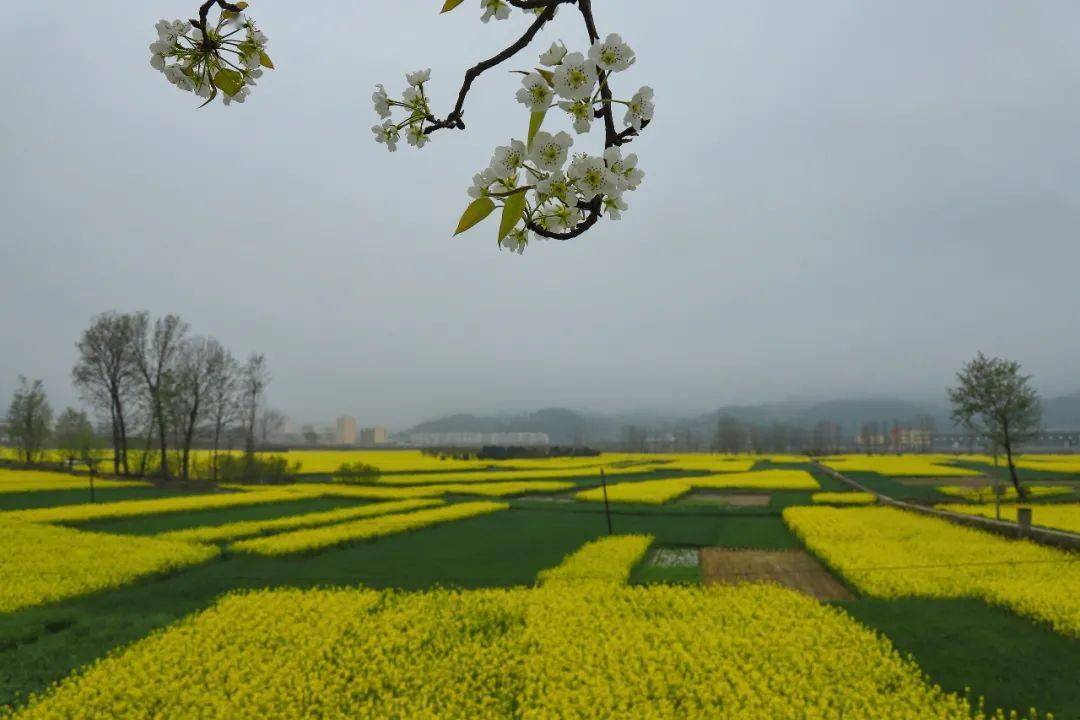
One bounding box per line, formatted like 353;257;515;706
0;486;214;512
840;597;1080;719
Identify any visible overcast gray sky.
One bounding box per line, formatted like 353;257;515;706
3;1;1080;429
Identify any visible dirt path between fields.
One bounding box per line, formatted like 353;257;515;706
699;548;853;601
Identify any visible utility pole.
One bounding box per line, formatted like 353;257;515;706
600;469;613;535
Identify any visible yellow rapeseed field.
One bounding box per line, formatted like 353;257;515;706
536;535;653;586
691;469;819;490
375;466;656;485
820;456;982;477
156;498;443;544
575;479;691;505
938;502;1080;535
5;488;320;524
812;492;877;505
306;480;574;499
8;581;1030;719
0;518;217;613
936;485;1074;502
575;469;820;504
0;469;150;494
231;501;508;556
784;506;1080;637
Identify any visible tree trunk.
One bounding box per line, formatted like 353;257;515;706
1002;429;1025;500
211;417;222;482
155;397;169;480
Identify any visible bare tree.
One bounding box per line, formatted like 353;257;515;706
170;336;227;481
132;312;190;480
240;353;270;476
54;407;96;470
205;347;239;482
6;376;53;465
258;408;286;446
949;353;1042;499
73;312;140;476
713;416;746;454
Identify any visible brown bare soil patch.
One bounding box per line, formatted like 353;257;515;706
699;548;853;601
898;476;987;487
684;492;770;507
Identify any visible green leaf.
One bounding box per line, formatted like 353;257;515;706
499;192;526;240
454;197;496;236
212;69;244;97
259;51;274;70
441;0;466;12
527;110;546;149
536;68;555;87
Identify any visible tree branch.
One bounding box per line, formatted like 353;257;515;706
424;1;571;135
527;196;602;240
192;0;244;45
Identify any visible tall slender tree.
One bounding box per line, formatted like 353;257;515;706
132;312;189;480
5;377;53;465
949;353;1042;499
73;312;139;476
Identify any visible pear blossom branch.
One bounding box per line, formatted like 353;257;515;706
192;0;244;42
424;1;570;135
373;0;654;252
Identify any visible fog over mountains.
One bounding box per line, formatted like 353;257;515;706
407;393;1080;445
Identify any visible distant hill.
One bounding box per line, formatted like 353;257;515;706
409;408;612;445
1044;392;1080;428
407;393;1080;445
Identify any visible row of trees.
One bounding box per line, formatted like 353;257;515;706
68;311;275;481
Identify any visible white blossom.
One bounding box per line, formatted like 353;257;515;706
402;86;430;117
163;64;189;88
558;99;593;135
536;171;574;204
155;19;189;43
552;52;597;101
624;85;654;130
547;203;582;232
248;28;269;49
602;192;628;220
480;0;511;23
245;68;263;86
468;168;498;199
603;147;645;191
372;121;400;152
539;42;567;67
588;33;635;74
515;72;553;113
489;139;527;177
500;227;528;254
407;125;430;148
406;68;431;87
530;131;573;172
372;84;391;119
222;86;251;106
568;154;619;197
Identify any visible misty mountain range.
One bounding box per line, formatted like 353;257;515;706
407;393;1080;445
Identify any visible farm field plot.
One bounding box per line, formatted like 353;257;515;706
0;461;1076;718
7;557;1017;719
784;506;1080;637
936;485;1075;502
0;518;217;613
0;469;149;494
575;469;820;504
937;502;1080;535
820;455;982;477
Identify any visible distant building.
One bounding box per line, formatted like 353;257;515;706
409;432;550;448
335;416;358;445
360;426;388;446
